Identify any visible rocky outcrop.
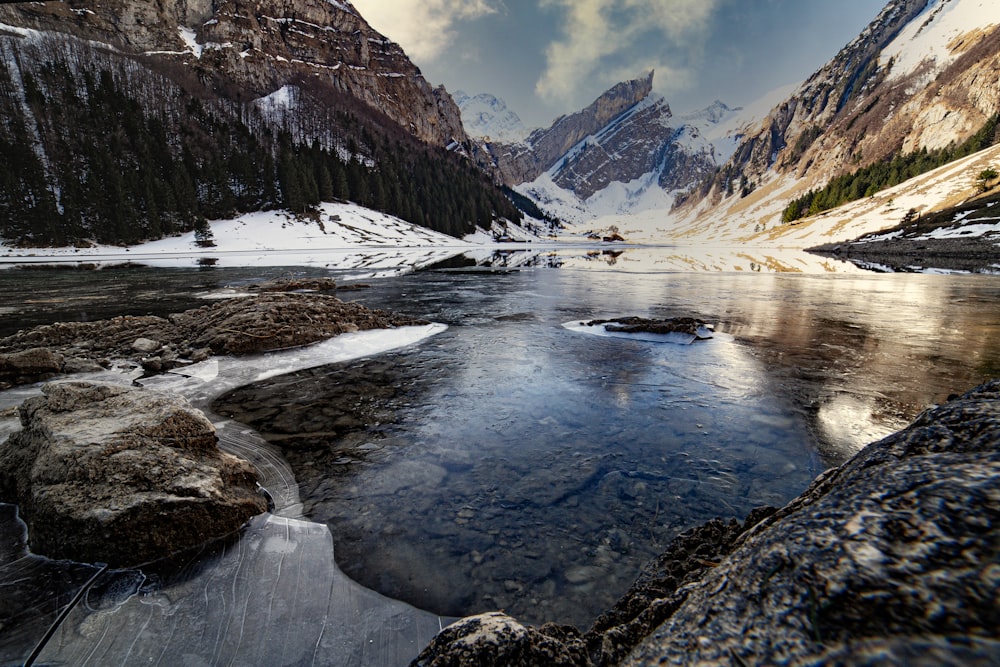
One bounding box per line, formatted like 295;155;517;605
0;292;428;385
412;380;1000;666
486;73;655;185
0;0;466;148
0;381;268;566
584;317;713;339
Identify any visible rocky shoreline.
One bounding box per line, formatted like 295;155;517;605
413;381;1000;666
808;236;1000;273
807;193;1000;274
0;282;430;566
2;286;997;664
0;279;427;389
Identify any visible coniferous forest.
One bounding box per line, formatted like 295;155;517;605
0;39;521;247
781;113;1000;223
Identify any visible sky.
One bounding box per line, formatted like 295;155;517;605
350;0;888;128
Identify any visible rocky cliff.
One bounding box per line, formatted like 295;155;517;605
686;0;1000;211
0;0;522;246
486;72;655;186
479;72;732;220
0;0;466;147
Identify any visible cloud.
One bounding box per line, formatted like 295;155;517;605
535;0;720;104
350;0;500;62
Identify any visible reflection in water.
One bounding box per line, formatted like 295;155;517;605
216;321;819;627
214;266;1000;627
2;251;1000;636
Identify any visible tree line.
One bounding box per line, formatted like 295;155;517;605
782;112;1000;223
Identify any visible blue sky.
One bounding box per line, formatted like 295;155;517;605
351;0;888;128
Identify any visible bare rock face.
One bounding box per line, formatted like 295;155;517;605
0;0;466;148
0;381;268;567
488;73;655;186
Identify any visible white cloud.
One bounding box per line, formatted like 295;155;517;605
535;0;720;104
351;0;500;62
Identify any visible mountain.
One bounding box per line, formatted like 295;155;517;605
0;0;520;246
454;91;528;144
494;0;1000;244
668;0;1000;242
476;71;748;223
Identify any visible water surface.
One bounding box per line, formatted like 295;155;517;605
211;262;1000;626
2;249;999;632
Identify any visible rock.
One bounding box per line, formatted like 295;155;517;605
131;337;161;353
411;612;587;667
0;293;428;387
585;317;713;339
412;381;1000;666
0;347;64;388
248;277;339;293
0;381;268;567
625;379;1000;666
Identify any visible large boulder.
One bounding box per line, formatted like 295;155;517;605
0;347;64;389
412;380;1000;666
624;380;1000;666
0;381;268;567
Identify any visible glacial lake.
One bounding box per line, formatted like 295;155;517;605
1;246;999;660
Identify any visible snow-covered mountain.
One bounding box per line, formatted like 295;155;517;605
475;71;752;223
668;0;1000;243
454;91;529;143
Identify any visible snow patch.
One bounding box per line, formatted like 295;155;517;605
255;85;298;113
178;27;203;59
881;0;1000;81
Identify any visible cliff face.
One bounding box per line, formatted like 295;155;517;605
0;0;466;148
541;96;717;201
479;71;726;217
488;72;655;185
0;0;523;245
691;0;1000;207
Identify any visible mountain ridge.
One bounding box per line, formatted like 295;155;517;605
0;0;522;246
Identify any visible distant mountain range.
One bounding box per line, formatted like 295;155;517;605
1;0;997;250
467;0;1000;242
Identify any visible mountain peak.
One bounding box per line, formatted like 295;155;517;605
478;71;656;185
455;91;528;143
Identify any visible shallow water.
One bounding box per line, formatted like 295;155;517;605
2;248;1000;641
212;262;1000;627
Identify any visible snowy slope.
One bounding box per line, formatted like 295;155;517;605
881;0;1000;82
0;202;473;271
454;91;529;143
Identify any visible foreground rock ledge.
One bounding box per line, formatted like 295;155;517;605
0;291;429;388
412;380;1000;666
0;381;268;567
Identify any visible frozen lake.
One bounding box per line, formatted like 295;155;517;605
2;246;999;661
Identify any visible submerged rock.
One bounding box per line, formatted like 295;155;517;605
584;317;713;339
413;380;1000;666
0;381;268;567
